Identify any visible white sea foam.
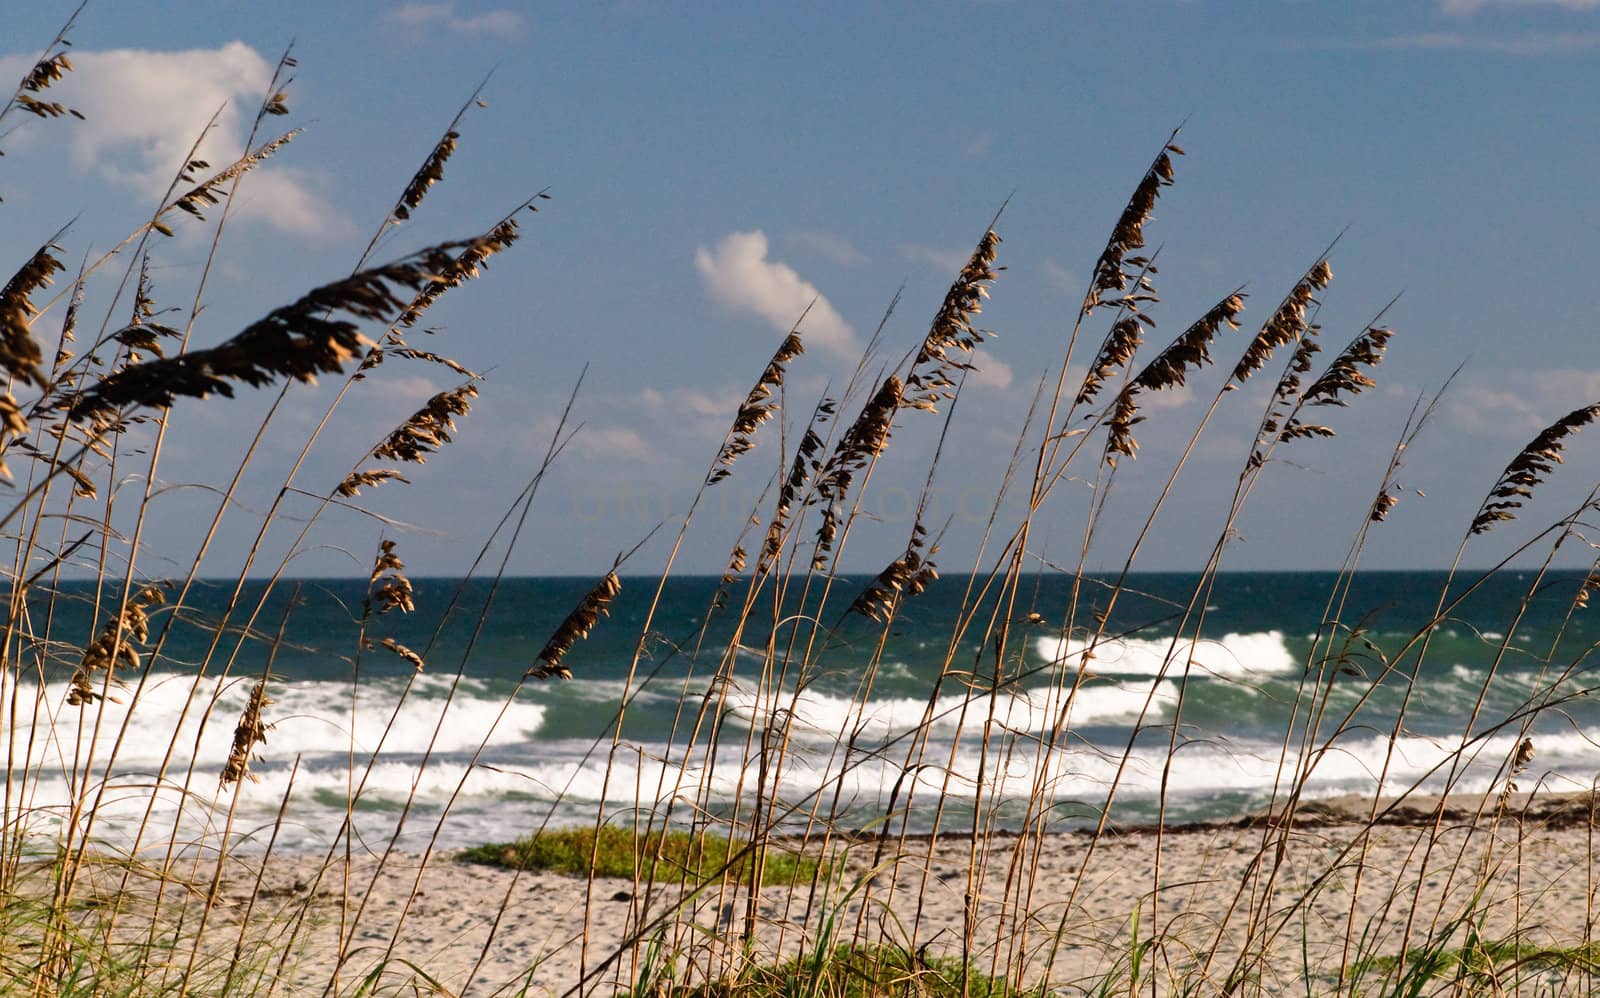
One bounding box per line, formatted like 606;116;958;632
719;678;1176;744
0;672;547;774
1033;629;1297;678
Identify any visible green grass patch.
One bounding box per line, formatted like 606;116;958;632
459;825;826;888
1349;936;1600;993
636;943;1026;997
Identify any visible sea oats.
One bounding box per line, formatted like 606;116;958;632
709;329;804;484
66;242;486;421
1231;259;1332;385
65;247;486;422
850;523;940;622
66;584;166;706
761;425;823;570
1105;291;1247;463
1085;135;1182;313
396;213;535;329
110;257;181;365
1134;292;1246;393
811;376;902;570
395;130;458;221
371;383;478;465
1277;326;1395;445
1577;570;1600;610
336;468;411;497
529;571;622;680
1;243;61;389
164;129;301;227
378;637;425;672
1470;404;1600;535
385;347;478;378
1077;315;1148;407
367;539;414;615
220;681;273;787
903;228;1001;413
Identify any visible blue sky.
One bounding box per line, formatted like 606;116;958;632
4;0;1600;578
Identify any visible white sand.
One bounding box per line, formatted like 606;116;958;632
182;794;1600;995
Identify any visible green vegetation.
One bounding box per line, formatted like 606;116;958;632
636;944;1025;998
1349;936;1600;995
461;825;827;888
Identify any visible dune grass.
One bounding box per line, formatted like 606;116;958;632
7;8;1600;998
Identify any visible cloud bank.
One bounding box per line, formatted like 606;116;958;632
0;42;349;239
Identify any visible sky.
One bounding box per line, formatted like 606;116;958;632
3;0;1600;580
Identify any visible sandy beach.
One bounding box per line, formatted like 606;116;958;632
124;792;1595;995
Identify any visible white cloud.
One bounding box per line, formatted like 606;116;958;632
789;230;867;266
695;230;857;357
1376;30;1600;53
529;414;652;462
1442;0;1600;14
639;385;742;440
900;243;970;275
388;3;526;35
0;42;350;239
1447;369;1600;435
967;347;1014;392
1042;258;1080;297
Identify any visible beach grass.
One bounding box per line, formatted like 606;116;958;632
7;7;1600;996
460;826;829;888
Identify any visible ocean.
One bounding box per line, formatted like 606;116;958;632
7;571;1599;854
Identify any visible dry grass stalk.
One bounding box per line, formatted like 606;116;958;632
383;347;478;378
66;584;166;706
710;329;804;484
378;637;425;672
367;539;414;615
336;468;411;497
371;383;477;464
396;213;535;329
721;544;748;586
66;243;492;421
1;243;61;388
220;681;273;787
903;228;1001;412
1077;315;1148;407
529;571;622;680
13;46;83;121
1470;403;1600;535
1276;326;1394;444
1134;292;1247;393
111;257;181;365
163;130;300;230
1497;737;1535;806
1576;571;1600;609
1107;292;1246;462
762;424;824;569
1085;137;1181;313
811;377;902;570
1301;326;1394;407
1230;259;1332;385
1370;487;1400;523
395;130;458;221
849;523;939;622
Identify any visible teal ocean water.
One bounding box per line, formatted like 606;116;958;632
9;571;1599;852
